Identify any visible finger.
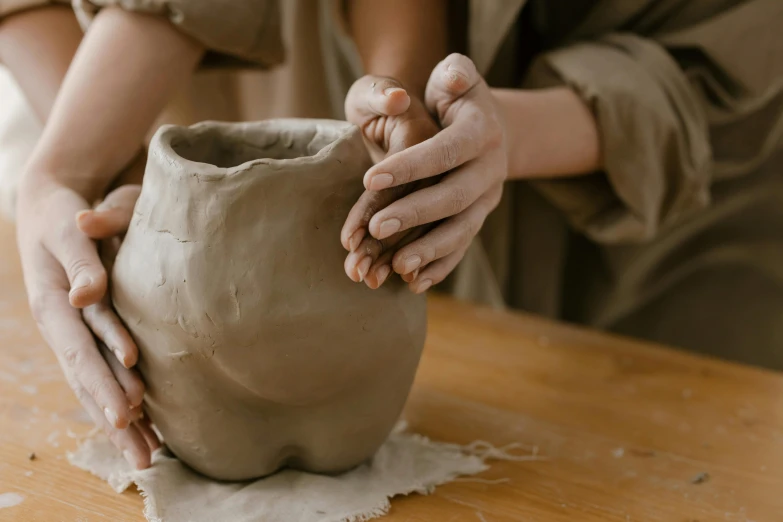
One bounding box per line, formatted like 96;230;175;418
341;191;382;251
135;416;162;451
409;246;470;294
344;227;366;253
76;387;151;469
98;341;145;407
341;185;412;251
38;292;134;429
43;191;107;308
401;268;419;284
362;103;498;191
424;53;482;122
364;226;429;289
83;302;139;368
109;421;151;470
364;250;394;290
368;155;500;240
342;162;445;251
344;228;410;282
77;185;141;239
345;75;411;128
360;54;496;193
129;405;144;423
345;221;430;284
392;184;502;275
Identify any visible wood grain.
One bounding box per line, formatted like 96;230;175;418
0;217;780;521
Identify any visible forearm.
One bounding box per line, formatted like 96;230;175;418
0;5;82;121
24;7;203;201
493;87;601;180
348;0;446;98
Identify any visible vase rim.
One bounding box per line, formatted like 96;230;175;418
151;118;360;179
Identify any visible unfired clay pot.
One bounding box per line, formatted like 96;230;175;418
112;119;427;481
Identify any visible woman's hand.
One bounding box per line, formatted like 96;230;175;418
16;176;156;468
76;184;144;371
78;184;160;454
11;6;201;467
341;74;442;288
342;54;507;293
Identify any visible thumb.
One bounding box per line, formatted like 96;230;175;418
42;191;107;308
345;75;411;128
53;229;107;309
77;184;141;240
425;53;482;124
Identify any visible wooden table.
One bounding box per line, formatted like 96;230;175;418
1;218;781;522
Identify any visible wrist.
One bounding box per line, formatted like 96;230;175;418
17;171;72;222
20;147;137;205
22;123;148;203
493;87;601;180
20;167;104;207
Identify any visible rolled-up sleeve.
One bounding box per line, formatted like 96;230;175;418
526;0;783;243
72;0;284;68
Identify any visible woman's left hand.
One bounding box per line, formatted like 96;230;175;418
77;183;161;455
342;53;507;293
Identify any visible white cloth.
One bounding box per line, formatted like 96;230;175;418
68;423;523;522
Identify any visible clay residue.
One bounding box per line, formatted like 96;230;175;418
0;493;24;509
229;282;241;319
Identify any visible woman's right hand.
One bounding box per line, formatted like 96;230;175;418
16;174;156;469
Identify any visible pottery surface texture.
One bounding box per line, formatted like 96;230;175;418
112;119;427;481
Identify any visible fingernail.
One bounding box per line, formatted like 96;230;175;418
447;63;469;79
357;256;372;282
75;209;91;222
376;265;391;286
123;450;140;469
130;407;144;421
402;269;417;283
348;229;365;252
378;218;401;239
71;273;93;293
113;348;130;369
104;407;119;427
127;392;142;408
403;255;422;274
368;173;394;191
121;355;133;370
416;279;433;293
94;201;115;213
383;87;405;96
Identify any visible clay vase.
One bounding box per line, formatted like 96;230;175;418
111;119;427;481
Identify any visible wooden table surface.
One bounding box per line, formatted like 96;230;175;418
1;218;781;522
